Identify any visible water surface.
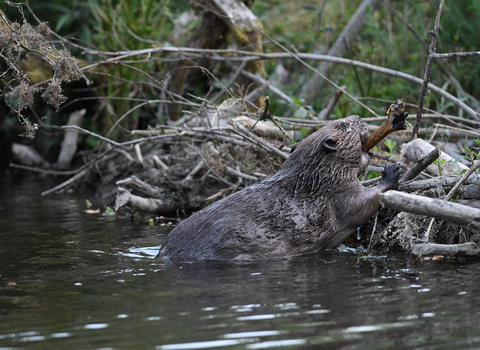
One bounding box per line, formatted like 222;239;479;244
1;175;480;349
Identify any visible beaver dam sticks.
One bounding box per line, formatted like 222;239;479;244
156;116;401;261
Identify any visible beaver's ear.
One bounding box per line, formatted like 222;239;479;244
290;143;298;153
323;137;337;151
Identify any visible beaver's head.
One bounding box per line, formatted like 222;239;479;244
277;116;370;191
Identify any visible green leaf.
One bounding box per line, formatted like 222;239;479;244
292;97;302;105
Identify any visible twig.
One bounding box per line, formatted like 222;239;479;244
252;96;292;141
211;60;247;103
62;125;121;147
444;161;480;202
319;85;345;120
367;211;379;252
76;43;479;119
9;163;80;175
411;0;445;141
184;161;204;182
431;51;480;59
234;122;289;160
41;167;92;196
219;55;293;104
400;147;440;183
225;167;258;182
250;26;381;117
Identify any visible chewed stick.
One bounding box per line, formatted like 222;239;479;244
362;99;408;152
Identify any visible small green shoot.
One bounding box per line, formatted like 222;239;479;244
384;139;397;156
462;137;480;166
433;158;446;176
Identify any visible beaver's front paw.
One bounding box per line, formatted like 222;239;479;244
381;163;401;190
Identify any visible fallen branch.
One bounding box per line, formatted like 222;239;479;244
233;122;289;160
431;51;480;59
220;57;293;104
115;187;178;214
444;160;480;201
377;190;480;230
225;166;258;182
80;45;479;119
116;175;165;199
399;174;480;199
400;138;468;176
411;242;480;257
41;166;93;196
400;147;440;182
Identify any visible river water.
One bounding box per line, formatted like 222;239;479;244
1;174;480;350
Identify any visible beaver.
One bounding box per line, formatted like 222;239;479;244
156;115;401;261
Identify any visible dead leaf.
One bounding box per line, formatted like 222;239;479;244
84;209;100;214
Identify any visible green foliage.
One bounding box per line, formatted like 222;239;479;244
433;158;446;176
384;139;397;156
462;138;480;166
85;0;187;137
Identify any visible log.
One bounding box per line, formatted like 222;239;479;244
114;187;178;214
377;190;480;230
400;138;468;176
411;242;480;257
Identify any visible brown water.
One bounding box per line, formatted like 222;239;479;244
1;174;480;350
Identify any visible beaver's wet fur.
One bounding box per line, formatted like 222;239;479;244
156;115;401;261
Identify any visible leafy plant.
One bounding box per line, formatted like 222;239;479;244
384;139;397;156
433;158;446;176
462;138;480;165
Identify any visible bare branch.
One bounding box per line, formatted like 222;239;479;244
411;0;445;141
432;51;480;59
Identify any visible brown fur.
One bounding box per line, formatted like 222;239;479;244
156;116;399;261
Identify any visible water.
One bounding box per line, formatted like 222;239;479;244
1;175;480;349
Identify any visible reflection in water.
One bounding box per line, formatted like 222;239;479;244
1;175;480;349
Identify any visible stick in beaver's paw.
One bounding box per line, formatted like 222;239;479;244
156;116;401;261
